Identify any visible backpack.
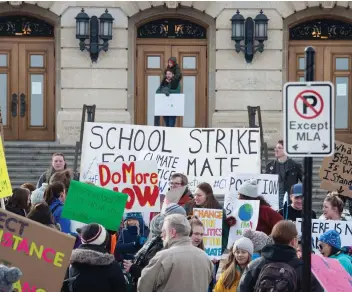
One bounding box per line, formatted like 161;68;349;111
254;261;298;292
63;265;80;292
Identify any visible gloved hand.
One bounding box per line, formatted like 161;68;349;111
225;216;236;227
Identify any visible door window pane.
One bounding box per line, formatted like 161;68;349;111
183;76;196;127
0;54;7;67
30;74;44;126
147;56;161;69
335;58;349;70
298;76;305;82
183;57;196;69
30;55;44;68
0;74;7;125
147;76;161;126
335;76;349;129
298;57;305;70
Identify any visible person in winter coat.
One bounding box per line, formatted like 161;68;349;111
242;229;274;261
27;202;61;230
320;191;346;220
318;230;352;275
0;264;22;292
164;56;182;85
169;173;193;208
215;238;253;292
237;179;283;235
5;188;30;217
37;152;67;188
44;182;72;234
237;220;323;292
61;223;127;292
188;216;205;250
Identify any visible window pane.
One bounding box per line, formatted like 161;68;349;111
0;54;7;67
30;55;44;68
183;76;196;127
183;57;196;69
335;57;349;70
299;57;305;70
30;74;44;126
0;74;7;125
298;76;305;82
335;76;348;129
147;56;160;69
147;75;161;126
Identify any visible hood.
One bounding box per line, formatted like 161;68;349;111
261;244;298;262
70;248;115;266
168;57;177;64
50;198;63;207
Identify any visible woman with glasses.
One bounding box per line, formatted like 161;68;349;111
318;230;352;276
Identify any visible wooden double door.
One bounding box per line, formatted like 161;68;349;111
136;39;207;127
289;42;352;144
0;38;55;141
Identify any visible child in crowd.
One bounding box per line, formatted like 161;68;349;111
242;229;274;260
214;238;253;292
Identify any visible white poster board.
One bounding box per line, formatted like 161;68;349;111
296;218;352;254
227;200;260;249
194;208;223;260
224;173;279;215
155;94;185;116
80;123;261;195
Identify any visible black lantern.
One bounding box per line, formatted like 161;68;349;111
230;9;269;63
99;9;114;41
75;8;115;63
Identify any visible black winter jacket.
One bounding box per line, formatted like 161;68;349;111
237;244;323;292
61;245;126;292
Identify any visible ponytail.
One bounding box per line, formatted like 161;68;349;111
325;191;344;215
44;182;65;205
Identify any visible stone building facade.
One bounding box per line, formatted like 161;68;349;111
0;1;351;146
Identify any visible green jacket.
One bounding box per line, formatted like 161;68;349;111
156;80;181;95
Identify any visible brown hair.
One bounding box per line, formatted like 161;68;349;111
240;194;271;207
271;220;298;245
188;216;205;250
44;182;65;205
50;169;73;191
222;245;251;289
27;202;55;226
21;183;36;193
170;173;188;186
324;192;344;215
277;140;284;146
189;182;222;213
7;188;30;209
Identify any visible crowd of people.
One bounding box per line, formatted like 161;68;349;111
1;138;352;292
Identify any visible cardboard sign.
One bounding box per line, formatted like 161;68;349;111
161;186;187;213
79;122;261;194
0;208;75;291
0;138;12;198
193;208;223;260
62;180;128;231
98;161;160;213
311;254;352;292
319;141;352;198
224;173;279;214
227;200;260;249
296;218;352;254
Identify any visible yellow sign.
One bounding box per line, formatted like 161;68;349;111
0;138;12;198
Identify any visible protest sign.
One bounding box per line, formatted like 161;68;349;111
62;180;128;231
227;200;260;249
311;254;352;292
98;160;160;213
80;122;261;194
224;173;279;215
320;141;352;198
160;186;187;213
296;218;352;254
0;138;12;198
0;208;75;291
193;208;223;260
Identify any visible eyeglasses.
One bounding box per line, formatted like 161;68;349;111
169;182;182;186
318;244;324;250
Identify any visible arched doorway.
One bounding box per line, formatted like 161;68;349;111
0;15;55;141
135;17;208;127
288;17;352;144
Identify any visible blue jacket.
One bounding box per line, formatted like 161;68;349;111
50;199;71;234
115;226;142;261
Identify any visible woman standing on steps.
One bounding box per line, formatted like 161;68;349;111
36;152;67;188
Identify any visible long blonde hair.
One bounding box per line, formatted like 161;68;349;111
222;246;251;289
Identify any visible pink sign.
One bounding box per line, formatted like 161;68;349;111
311;254;352;292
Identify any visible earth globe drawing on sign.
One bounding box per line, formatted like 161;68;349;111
238;204;253;221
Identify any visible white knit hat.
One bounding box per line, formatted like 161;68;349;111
233;237;254;256
30;183;48;205
238;179;258;198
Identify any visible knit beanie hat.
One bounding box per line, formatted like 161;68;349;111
243;229;274;252
319;230;341;249
124;212;143;221
30;183;48;205
233;237;254;256
77;223;108;246
163;203;186;217
238;179;258;198
150;214;165;237
0;265;22;292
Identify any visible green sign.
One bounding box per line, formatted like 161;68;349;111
62;180;128;231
